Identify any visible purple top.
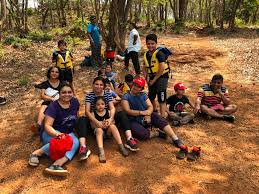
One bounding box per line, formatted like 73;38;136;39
45;97;80;134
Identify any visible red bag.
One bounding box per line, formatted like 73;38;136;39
49;134;73;161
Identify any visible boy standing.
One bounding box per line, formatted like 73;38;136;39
52;40;74;92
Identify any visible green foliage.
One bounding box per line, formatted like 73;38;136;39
50;27;66;36
28;30;53;42
235;18;246;27
3;36;32;48
68;17;87;37
65;36;81;47
17;75;30;86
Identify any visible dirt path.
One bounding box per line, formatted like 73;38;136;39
0;34;258;194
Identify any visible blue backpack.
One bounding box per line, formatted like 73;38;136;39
157;46;173;60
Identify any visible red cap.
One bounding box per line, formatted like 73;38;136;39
133;77;146;88
174;82;186;91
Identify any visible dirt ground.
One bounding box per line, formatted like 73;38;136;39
0;31;258;194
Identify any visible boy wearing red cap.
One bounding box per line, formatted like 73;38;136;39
167;82;195;126
122;77;190;159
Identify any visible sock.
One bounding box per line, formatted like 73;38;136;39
99;147;105;155
158;131;167;139
118;144;125;149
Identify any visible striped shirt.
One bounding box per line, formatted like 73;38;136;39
85;91;113;112
197;84;229;107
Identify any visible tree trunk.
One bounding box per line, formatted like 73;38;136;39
220;0;225;29
165;2;168;29
24;0;28;32
146;1;151;27
199;0;203;22
0;0;7;40
252;5;258;24
228;0;242;29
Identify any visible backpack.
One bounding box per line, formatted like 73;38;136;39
157;46;173;78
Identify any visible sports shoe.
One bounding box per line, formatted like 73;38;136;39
223;115;235;123
28;154;39;166
99;153;106;163
119;145;129;157
172;139;184;148
78;146;91;161
45;165;68;176
0;97;7;105
173;120;181;127
125;138;139;151
176;145;188;160
187;146;201;161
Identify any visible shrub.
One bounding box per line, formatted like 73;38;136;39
65;36;81;47
17;75;30;86
3;36;32;48
50;27;66;36
28;30;53;42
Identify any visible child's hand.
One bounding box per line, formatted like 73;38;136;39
144;115;151;124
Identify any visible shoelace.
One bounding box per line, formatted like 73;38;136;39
79;146;86;154
129;138;137;145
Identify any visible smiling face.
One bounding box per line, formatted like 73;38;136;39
50;67;60;80
96;99;105;112
105;83;111;91
146;39;157;52
105;65;112;73
211;79;223;92
59;86;73;102
131;83;143;95
176;89;185;96
93;80;104;94
58;43;66;52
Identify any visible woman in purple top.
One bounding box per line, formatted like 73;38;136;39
28;83;80;176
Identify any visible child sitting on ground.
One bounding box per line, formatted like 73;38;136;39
118;74;134;97
105;63;117;89
167;82;195;126
104;78;120;105
91;96;128;163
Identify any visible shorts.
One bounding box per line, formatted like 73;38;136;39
61;68;73;82
148;77;168;103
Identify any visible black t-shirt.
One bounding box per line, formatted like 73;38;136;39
167;94;190;112
39;80;62;90
146;50;169;78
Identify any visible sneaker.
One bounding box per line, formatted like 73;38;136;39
99;153;106;163
45;165;68;176
223;115;235;123
188;119;195;124
125;138;139;151
0;97;7;105
187;146;201;161
173;120;181;127
176;145;188;160
172;139;184;148
78;146;91;161
119;146;129;157
28;154;39;166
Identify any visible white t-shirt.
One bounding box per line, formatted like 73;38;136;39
128;28;141;52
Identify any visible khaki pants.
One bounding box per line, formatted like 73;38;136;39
168;112;195;125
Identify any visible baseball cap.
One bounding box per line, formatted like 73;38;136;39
174;82;186;91
133;77;145;88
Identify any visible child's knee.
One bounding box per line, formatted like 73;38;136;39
96;128;103;135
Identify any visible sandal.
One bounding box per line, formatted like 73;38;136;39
45;164;68;176
28;154;39;167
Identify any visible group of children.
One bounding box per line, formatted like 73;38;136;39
29;32;238;176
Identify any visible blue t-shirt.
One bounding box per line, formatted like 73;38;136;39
45;97;80;134
87;23;100;44
123;92;148;124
